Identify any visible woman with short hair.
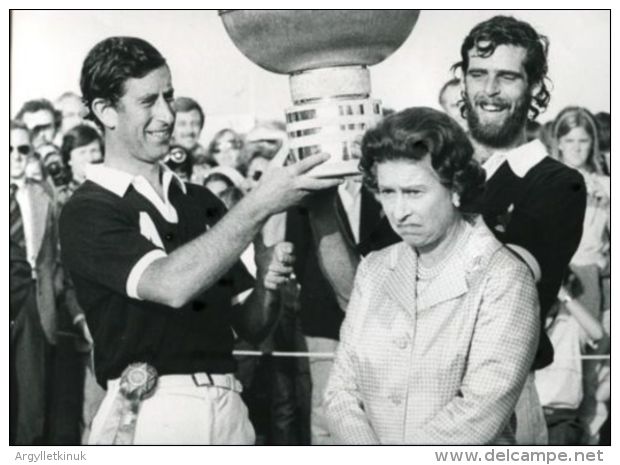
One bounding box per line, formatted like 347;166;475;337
324;107;540;444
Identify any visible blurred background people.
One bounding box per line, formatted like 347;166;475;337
163;144;193;183
438;77;467;130
244;148;272;193
15;98;61;150
10;120;62;444
56;124;104;210
172;96;208;161
203;165;246;199
54;92;87;138
207;128;246;172
172;96;213;184
551;106;610;444
535;276;606;445
594;111;610;175
38;143;71;189
552;107;609;320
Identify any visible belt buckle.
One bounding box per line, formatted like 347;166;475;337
192;372;214;387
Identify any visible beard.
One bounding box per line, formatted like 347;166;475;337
464;90;531;149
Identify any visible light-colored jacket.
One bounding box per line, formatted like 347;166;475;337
324;218;540;444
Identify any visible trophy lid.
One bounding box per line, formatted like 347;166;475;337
220;10;420;75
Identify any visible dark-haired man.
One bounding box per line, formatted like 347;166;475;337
311;15;587;445
171;96;208;164
59;36;341;444
10;121;62;444
453;15;586;444
15;99;60;149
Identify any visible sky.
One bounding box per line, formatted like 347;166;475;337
10;10;610;144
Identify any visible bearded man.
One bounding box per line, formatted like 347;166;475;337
454;15;587;444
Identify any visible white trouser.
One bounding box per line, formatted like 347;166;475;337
88;373;255;445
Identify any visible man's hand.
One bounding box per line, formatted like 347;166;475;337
249;150;344;216
262;242;296;291
74;315;94;353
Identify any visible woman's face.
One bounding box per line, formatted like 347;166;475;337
558;126;592;170
213;131;242;168
70;140;103;182
376;157;458;253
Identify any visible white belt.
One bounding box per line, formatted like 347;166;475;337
108;373;243;394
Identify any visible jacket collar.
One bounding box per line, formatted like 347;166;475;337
383;218;500;314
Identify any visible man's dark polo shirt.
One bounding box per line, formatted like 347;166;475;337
59;166;253;387
475;142;586;369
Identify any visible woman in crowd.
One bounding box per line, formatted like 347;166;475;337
552;107;609;320
207;128;246;172
203;166;246;199
60;124;104;185
324;107;540;444
552;106;611;444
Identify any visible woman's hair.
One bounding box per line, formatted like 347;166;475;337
552;106;603;174
60;124;104;171
360;107;486;212
203;172;234;190
207;128;244;169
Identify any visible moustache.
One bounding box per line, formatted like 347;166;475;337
474;96;510;108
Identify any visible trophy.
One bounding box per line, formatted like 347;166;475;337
220;10;420;177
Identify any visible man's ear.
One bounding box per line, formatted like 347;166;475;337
91;98;118;130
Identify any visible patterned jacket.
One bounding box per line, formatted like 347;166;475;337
324;217;540;444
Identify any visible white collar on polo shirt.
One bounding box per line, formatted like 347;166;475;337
483;139;548;180
85;162;187;223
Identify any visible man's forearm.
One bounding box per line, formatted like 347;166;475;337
233;284;280;344
308;197;360;310
138;193;269;308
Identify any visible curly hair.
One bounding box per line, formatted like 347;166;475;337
359;107;486;213
552;106;604;174
452;15;551;120
80;37;167;129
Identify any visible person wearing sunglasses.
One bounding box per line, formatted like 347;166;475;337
10;120;63;445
